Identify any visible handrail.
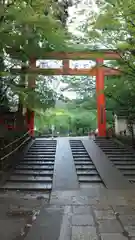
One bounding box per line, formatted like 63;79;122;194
1;131;30;150
0;136;31;169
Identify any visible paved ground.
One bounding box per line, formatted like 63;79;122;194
0;191;50;240
0;137;135;239
26;187;135;240
0;187;135;240
52;138;79;190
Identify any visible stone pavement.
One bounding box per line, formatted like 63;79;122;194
1;136;135;239
1;187;135;239
52;138;79;190
49;188;135;240
0;191;49;240
0;187;134;240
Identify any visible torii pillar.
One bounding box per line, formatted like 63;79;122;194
26;58;36;137
96;58;106;137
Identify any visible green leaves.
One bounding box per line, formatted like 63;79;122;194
0;0;71;113
35;105;97;134
0;0;68;59
85;0;135;124
94;12;121;31
104;75;135;121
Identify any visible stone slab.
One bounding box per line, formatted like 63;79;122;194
72;226;98;240
112;206;135;215
98;219;123;233
0;195;44;240
52;138;79;190
92;203;112;211
82;139;132;189
73;206;92;215
0;219;26;240
14;170;53;175
101;233;128;240
9;175;52;182
25;207;63;240
1;182;52;190
58;206;72;240
119;215;135;226
94;210;116;220
124;226;135;237
72;214;94;226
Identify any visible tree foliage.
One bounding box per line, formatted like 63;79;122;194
61;75;95;97
88;0;135;73
83;0;135;131
0;0;72;115
35;96;97;136
0;0;68;58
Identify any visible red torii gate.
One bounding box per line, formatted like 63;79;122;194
13;50;120;137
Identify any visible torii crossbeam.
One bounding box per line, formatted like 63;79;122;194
12;50;121;137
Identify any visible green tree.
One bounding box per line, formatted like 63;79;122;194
0;0;73;130
88;0;135;74
61;75;95;97
83;0;135;137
